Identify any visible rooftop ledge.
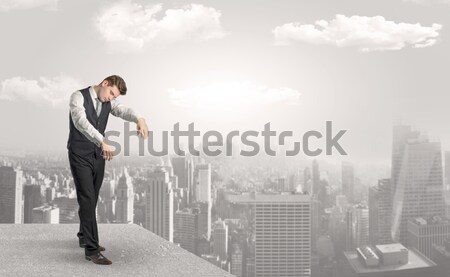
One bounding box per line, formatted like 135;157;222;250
0;224;233;277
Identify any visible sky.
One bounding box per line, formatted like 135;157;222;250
0;0;449;165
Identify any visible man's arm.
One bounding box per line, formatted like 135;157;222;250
110;100;149;139
69;91;104;147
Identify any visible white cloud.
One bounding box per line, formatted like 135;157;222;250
168;81;300;114
0;0;59;11
94;1;227;53
0;74;82;108
273;14;442;52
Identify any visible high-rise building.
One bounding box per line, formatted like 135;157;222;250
195;163;211;204
391;126;445;244
174;208;197;253
407;216;450;259
115;168;134;223
369;179;392;245
230;244;243;277
212;219;228;261
0;166;23;223
32;205;59;224
342;162;355;204
254;193;311;277
195;202;211;241
172;156;194;203
145;166;174;242
23;184;43;223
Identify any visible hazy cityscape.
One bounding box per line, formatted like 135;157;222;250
1;124;450;276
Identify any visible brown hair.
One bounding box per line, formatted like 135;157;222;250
100;75;127;95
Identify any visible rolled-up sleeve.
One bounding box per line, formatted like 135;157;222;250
69;91;104;147
110;100;142;123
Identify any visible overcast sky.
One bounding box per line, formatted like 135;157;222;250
0;0;449;165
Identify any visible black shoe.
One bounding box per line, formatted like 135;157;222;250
85;252;112;265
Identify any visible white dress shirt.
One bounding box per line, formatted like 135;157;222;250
69;85;142;147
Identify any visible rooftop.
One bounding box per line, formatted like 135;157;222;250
344;247;436;273
0;224;233;277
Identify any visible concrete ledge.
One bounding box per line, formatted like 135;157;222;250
0;224;233;277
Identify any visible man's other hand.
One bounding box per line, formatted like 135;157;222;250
101;140;115;161
137;118;149;139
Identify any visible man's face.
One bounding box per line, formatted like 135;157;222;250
99;80;120;102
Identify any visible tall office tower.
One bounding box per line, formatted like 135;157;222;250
115;168;134;223
0;166;23;223
312;160;320;195
345;208;355;251
255;194;312;277
23;184;43;223
172;156;194;203
32;205;59;224
100;179;116;222
230;244;243;277
195;163;211;203
174;208;197;253
311;195;320;251
195;201;211;241
212;219;228;261
369;179;393;245
354;204;369;248
145;166;174;242
45;186;56;203
342;162;355;204
407;216;450;259
390;126;445;244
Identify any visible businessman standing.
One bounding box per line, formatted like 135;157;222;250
67;75;148;265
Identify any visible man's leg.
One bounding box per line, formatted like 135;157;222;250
91;156;106;245
68;151;100;256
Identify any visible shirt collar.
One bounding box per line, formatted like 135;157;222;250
89;85;100;102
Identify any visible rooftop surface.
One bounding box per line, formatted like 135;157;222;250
0;224;234;277
344;248;436;273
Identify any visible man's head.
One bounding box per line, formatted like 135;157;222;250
97;75;127;102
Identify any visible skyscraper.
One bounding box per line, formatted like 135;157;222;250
212;219;228;261
145;166;174;242
174;208;197;253
407;216;450;259
115;168;134;223
369;179;392;244
23;184;43;223
391;126;445;244
0;166;23;223
195;163;211;203
254;193;311;277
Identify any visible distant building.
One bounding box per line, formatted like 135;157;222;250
0;166;23;223
407;216;450;259
342;243;438;277
32;205;59;224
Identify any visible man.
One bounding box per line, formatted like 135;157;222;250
67;75;148;265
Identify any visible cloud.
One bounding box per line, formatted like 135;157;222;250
0;0;59;11
94;1;227;53
168;81;301;114
273;14;442;52
0;74;82;108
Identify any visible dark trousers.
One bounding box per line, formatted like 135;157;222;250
68;149;105;256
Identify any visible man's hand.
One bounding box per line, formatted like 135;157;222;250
137;118;149;139
101;140;115;161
